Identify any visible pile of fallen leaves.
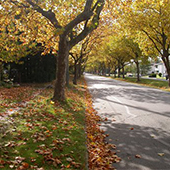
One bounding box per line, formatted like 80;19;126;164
0;86;41;117
85;88;121;170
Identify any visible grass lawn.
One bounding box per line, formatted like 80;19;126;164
0;82;87;170
0;79;119;170
114;77;170;92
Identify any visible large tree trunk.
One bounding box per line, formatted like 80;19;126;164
53;36;69;101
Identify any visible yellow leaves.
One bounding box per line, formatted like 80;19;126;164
16;10;21;15
50;101;54;104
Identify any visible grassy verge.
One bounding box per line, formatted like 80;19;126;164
0;82;87;169
113;77;170;92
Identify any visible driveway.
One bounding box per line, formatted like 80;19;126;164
85;73;170;170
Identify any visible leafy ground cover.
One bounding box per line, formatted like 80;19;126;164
114;77;170;92
0;79;119;170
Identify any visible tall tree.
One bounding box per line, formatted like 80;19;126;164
1;0;105;100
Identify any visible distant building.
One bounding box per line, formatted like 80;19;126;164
149;62;166;77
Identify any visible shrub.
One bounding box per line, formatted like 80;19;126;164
149;73;156;77
158;73;162;77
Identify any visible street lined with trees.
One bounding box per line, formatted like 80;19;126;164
0;1;170;169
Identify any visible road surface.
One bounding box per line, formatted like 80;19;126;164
85;73;170;170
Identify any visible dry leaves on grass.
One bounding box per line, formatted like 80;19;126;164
85;89;121;170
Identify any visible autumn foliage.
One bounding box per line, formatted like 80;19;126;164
0;79;120;169
85;86;121;169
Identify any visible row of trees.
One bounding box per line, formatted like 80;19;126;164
86;0;170;84
0;0;105;101
0;0;170;101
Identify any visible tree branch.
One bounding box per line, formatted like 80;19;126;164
64;10;93;34
69;0;104;48
142;29;162;55
25;0;61;29
84;0;94;11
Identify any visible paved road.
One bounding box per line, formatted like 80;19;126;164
85;73;170;170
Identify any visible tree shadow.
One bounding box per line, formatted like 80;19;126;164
85;74;170;169
101;121;170;170
85;74;170;106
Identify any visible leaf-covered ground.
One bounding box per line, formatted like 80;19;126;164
0;79;119;170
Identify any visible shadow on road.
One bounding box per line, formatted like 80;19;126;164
86;75;170;108
85;74;170;169
102;121;170;170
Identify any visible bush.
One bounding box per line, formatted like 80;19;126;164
158;73;162;77
149;73;156;77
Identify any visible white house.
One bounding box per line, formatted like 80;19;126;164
149;62;167;77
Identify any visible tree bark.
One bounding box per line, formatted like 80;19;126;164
122;66;125;78
118;62;121;78
161;54;170;87
73;62;78;85
66;55;69;87
77;62;81;78
53;35;69;101
135;61;140;82
0;62;2;82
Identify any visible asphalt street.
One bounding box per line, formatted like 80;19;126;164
85;73;170;170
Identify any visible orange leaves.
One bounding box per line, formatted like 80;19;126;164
19;162;29;169
85;88;120;170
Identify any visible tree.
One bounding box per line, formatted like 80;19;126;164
112;0;170;85
123;38;144;82
1;0;105;100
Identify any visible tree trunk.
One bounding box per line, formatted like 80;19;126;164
118;66;121;78
135;61;140;82
66;55;69;87
73;62;78;85
0;62;2;82
53;36;69;101
122;66;125;78
161;53;170;87
114;69;117;78
77;62;81;78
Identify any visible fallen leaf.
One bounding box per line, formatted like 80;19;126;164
50;101;54;104
158;153;164;157
66;158;73;162
22;162;29;169
66;164;71;168
151;134;155;138
0;160;5;165
104;117;108;121
135;154;141;158
55;158;62;164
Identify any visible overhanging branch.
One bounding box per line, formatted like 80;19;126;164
142;29;162;55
